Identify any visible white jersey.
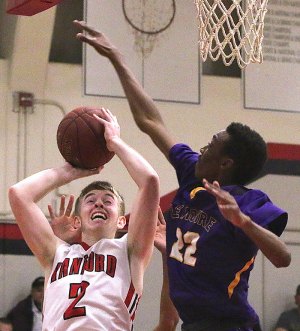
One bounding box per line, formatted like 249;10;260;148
43;234;139;331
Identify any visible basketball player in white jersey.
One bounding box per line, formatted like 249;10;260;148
9;108;160;331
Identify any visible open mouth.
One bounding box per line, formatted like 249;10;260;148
91;212;107;222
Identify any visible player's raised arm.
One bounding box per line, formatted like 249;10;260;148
8;164;99;271
74;20;176;160
94;108;160;293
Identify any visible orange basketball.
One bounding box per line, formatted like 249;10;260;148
57;107;115;169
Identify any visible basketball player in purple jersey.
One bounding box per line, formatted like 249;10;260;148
9;108;160;331
74;21;291;331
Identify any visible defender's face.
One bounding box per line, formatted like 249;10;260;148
79;190;120;238
195;130;230;182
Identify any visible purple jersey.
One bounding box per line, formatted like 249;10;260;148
167;144;287;327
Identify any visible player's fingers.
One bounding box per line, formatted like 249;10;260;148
203;178;217;193
158;207;166;225
76;34;99;49
100;108;113;122
73;20;99;36
203;179;224;197
104;108;115;119
48;204;55;220
59;195;66;215
87;168;100;176
65;195;74;216
101;107;114;120
203;180;234;207
93;113;106;124
103;108;117;124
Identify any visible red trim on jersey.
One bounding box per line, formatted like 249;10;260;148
79;242;91;251
125;282;135;307
124;282;140;321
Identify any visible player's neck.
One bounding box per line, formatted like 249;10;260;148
81;232;98;246
82;232;113;246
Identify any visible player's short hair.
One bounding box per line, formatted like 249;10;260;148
74;181;125;216
224;122;267;185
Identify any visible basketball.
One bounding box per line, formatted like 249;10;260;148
57;106;115;169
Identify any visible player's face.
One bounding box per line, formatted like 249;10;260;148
80;189;120;238
195;130;230;183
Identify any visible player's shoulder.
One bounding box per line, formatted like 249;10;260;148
55;241;76;256
113;233;128;244
226;185;268;199
169;143;196;159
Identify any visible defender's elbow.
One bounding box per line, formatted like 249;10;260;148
274;252;291;268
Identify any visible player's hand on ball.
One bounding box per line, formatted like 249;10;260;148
60;162;102;181
93;108;120;151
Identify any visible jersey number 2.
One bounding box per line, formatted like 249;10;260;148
170;228;200;266
64;281;90;320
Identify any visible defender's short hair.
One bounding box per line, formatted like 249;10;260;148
224;122;267;185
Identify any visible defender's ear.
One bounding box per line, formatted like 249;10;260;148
221;157;234;169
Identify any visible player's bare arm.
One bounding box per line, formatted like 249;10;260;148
94;108;160;293
74;20;175;159
203;179;291;268
8;164;99;271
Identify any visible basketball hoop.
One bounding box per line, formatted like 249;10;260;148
122;0;176;58
194;0;269;68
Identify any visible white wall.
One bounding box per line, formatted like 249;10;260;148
0;58;299;331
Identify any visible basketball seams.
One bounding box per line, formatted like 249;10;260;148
57;118;76;160
57;112;82;151
81;112;107;148
57;106;115;168
75;116;102;168
80;109;111;163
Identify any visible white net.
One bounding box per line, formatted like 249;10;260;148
195;0;269;68
131;33;159;58
122;0;176;58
